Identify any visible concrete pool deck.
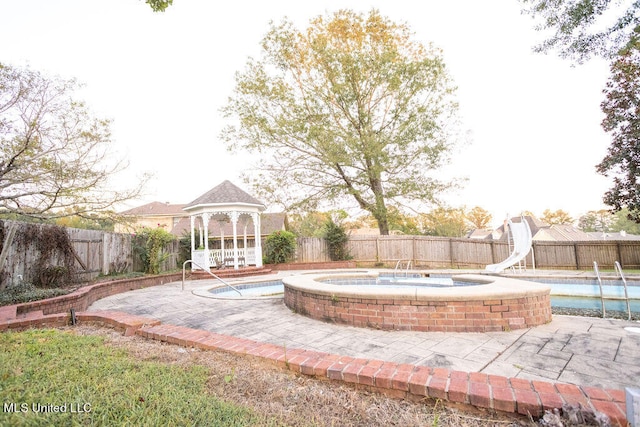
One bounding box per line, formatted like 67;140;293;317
87;270;640;393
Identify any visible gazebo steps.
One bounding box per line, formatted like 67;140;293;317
191;266;272;280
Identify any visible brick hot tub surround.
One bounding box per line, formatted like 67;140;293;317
283;273;552;332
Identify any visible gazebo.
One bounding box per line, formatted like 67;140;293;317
184;180;266;270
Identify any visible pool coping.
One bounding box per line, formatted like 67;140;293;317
282;272;551;301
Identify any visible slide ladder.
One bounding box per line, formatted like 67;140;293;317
593;261;631;320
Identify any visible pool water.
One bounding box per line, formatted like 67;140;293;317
323;276;480;288
552;295;640;312
208;280;284;298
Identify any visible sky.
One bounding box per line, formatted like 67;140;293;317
0;0;615;227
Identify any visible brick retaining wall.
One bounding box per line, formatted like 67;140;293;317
2;273;182;320
284;286;552;332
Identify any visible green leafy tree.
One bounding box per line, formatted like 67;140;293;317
288;211;331;237
519;0;640;63
133;226;175;274
578;209;614;232
465;206;493;229
323;219;351;261
222;10;461;235
419;207;470;237
540;209;574;225
610;208;640;233
596;39;640;221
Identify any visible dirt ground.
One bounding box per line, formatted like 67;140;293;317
59;325;549;427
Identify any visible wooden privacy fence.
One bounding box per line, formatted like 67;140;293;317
0;220;180;288
294;235;640;270
0;220;136;286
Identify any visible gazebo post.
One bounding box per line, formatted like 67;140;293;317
202;213;210;269
243;220;248;264
189;215;196;271
253;212;263;268
190;216;195;253
231;211;239;269
220;223;225;267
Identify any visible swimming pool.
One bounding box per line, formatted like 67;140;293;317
197;273;639;313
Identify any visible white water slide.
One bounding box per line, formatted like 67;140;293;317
485;218;533;273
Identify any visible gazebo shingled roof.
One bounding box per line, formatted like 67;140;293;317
185;180;265;210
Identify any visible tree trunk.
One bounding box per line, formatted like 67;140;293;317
372;190;390;235
376;215;390;235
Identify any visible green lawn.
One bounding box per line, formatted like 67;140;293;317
0;329;278;426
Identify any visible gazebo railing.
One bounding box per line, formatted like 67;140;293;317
208;248;256;266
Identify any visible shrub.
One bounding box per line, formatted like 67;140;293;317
323;219;351;261
133;227;175;274
264;230;297;264
0;282;68;305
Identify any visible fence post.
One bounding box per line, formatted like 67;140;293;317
617;242;622;268
412;236;416;267
449;238;454;268
490;240;495;264
574;242;580;270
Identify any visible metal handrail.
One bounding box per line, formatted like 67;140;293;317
594;261;606;318
394;259;412;278
614;261;632;321
405;260;413;276
182;260;241;295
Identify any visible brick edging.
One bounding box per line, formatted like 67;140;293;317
0;311;627;426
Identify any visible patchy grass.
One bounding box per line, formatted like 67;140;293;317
1;327;526;427
0;328;276;426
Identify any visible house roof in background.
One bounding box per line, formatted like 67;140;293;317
586;231;640;240
120;201;187;216
185;180;265;210
466;228;503;240
536;225;593;241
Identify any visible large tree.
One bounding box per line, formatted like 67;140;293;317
0;63;146;219
596;39;640;221
540;208;574;225
466;206;493;229
222;10;461;235
419;207;470;237
519;0;640;63
577;209;613;231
